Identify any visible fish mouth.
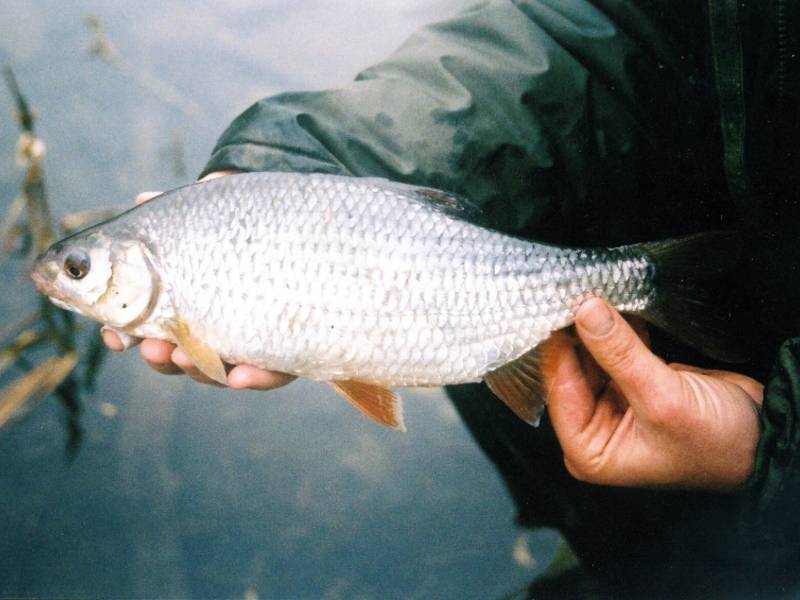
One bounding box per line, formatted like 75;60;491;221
31;259;60;297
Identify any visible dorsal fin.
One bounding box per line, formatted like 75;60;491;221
330;380;406;431
413;187;481;216
164;318;227;384
360;178;483;221
484;347;546;426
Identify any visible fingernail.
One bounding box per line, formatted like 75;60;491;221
135;191;162;206
577;299;614;336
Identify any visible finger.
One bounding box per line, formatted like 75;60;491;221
140;338;183;375
574;298;675;414
569;318;647;397
171;347;201;377
671;363;765;406
101;326;141;351
574;342;607;398
135;191;163;206
198;169;239;182
553;329;605;395
714;374;764;406
102;328;125;352
146;361;183;375
227;364;296;391
141;338;176;363
542;332;600;438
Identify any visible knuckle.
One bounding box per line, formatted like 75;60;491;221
601;330;640;375
170;352;192;370
562;447;608;484
641;389;683;428
562;456;588;481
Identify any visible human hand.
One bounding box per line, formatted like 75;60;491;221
543;298;763;492
101;170;297;390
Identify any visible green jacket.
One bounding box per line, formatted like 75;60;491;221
202;1;800;596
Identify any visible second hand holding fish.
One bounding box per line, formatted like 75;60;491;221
543;298;762;492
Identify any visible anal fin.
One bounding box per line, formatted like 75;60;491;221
164;319;227;385
484;346;546;426
330;380;406;431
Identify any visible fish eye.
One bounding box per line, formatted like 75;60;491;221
63;251;91;280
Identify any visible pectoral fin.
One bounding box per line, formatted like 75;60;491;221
330;380;406;431
164;319;227;385
484;346;546;426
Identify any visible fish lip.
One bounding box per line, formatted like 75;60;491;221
30;260;59;297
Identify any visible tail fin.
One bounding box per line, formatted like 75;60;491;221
638;232;746;363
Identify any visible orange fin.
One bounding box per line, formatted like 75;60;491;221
330;380;406;431
484;346;546;426
165;319;227;385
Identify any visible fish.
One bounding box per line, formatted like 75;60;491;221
31;172;741;431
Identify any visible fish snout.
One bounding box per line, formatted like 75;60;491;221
31;259;60;296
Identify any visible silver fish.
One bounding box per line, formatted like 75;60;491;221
31;172;739;430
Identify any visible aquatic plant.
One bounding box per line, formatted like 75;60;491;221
0;67;116;456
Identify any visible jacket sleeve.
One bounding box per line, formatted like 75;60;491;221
745;339;800;517
200;0;695;240
200;0;573;235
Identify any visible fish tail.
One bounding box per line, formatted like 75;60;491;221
637;231;746;363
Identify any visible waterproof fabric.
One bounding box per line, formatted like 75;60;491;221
202;0;800;596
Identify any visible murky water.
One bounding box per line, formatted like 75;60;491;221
0;2;559;598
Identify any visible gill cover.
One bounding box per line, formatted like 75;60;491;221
92;239;159;329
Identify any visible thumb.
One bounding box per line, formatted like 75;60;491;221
574;298;675;410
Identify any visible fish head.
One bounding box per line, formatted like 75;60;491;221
32;230;159;329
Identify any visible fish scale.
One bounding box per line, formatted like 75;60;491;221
34;171;738;429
